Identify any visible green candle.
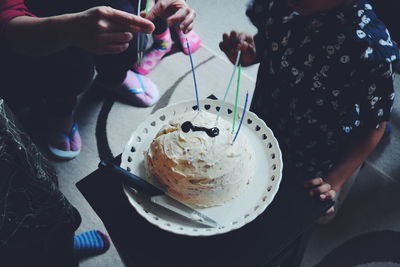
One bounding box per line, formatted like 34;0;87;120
232;65;242;133
138;0;150;65
145;0;150;13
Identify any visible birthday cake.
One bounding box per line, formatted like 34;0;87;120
144;110;255;208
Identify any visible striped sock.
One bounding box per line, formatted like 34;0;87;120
73;230;110;258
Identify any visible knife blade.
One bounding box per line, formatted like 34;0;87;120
99;161;220;228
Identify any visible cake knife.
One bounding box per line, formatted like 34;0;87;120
99;161;220;228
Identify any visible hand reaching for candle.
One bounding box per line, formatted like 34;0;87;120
67;6;155;54
219;31;257;67
146;0;196;33
304;178;336;215
5;6;155;56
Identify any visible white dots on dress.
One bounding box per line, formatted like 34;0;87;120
321;65;330;73
370;96;379;106
343;126;352;133
357;30;366;39
363;47;373;58
313;81;322;88
380;39;393;46
340;55;350;63
362;15;371;25
304;54;315;67
326;45;335;55
383;65;393;78
355;104;360;114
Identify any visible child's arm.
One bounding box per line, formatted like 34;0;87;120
304;51;395;213
325;122;386;191
219;31;258;67
5;7;155;56
304;121;386;214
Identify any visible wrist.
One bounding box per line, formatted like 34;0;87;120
324;173;345;192
56;13;79;48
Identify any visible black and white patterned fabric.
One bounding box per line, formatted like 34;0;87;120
0;100;80;265
247;0;399;180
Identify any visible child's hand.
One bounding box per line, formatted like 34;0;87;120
219;31;257;67
304;177;336;215
146;0;195;33
69;6;155;55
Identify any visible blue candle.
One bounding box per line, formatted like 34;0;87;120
186;37;200;111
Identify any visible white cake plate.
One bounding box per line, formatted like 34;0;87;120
120;99;283;236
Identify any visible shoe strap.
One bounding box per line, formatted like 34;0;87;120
54;122;78;141
69;123;79;139
54;132;70;143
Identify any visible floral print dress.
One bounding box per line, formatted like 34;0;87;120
247;0;399;180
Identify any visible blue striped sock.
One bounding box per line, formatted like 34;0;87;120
73;230;110;258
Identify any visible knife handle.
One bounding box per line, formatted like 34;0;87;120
99;160;164;197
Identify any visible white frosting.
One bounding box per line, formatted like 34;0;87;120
145;110;255;208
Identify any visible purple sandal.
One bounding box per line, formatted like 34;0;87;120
96;71;160;107
48;123;81;160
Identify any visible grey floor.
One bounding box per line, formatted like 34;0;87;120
187;0;259;80
53;1;400;266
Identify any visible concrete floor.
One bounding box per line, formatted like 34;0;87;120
186;0;259;80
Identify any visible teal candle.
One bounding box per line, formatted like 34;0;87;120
217;50;241;121
232;91;249;144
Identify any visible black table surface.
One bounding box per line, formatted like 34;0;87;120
76;155;333;267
